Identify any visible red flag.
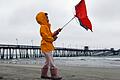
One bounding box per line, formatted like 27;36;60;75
75;0;92;31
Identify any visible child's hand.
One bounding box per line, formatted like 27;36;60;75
53;36;58;41
53;28;62;37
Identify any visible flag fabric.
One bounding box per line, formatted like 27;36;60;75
75;0;92;31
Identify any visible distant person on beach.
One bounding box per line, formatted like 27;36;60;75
36;12;62;80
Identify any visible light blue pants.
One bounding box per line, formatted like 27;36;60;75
43;52;56;68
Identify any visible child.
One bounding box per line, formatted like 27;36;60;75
36;12;62;80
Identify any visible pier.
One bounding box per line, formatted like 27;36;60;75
0;44;120;59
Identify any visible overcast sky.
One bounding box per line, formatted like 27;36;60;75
0;0;120;49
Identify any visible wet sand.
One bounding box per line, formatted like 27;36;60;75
0;63;120;80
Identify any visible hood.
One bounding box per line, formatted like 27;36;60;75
36;12;49;25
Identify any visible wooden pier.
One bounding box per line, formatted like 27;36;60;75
0;44;120;59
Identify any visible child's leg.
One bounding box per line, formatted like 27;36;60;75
43;53;51;68
48;53;56;68
43;52;55;67
41;52;52;79
48;52;62;79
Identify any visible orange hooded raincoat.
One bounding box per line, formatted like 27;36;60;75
36;12;55;53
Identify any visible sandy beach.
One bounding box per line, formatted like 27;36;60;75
0;57;120;80
0;63;120;80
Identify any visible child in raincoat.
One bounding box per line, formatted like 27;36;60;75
36;12;62;80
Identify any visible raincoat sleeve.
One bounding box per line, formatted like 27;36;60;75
40;25;54;43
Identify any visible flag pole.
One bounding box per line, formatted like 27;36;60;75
61;16;75;29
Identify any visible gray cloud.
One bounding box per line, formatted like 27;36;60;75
0;0;120;49
91;0;120;22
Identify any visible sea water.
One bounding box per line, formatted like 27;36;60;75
54;56;120;68
0;56;120;68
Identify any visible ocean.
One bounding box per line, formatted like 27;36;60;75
0;56;120;68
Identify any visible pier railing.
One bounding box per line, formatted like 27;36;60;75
0;44;120;59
